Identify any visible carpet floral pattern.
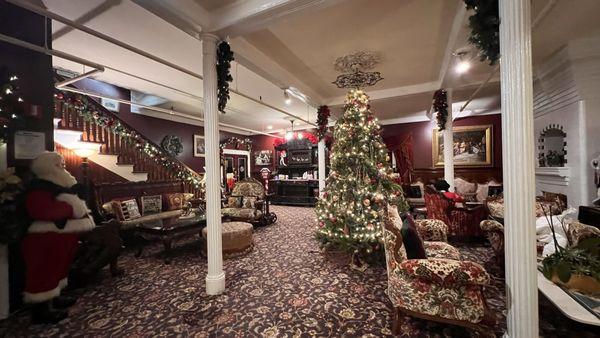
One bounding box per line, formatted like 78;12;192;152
0;206;595;337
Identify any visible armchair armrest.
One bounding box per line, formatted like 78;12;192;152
414;219;448;242
480;219;503;233
398;258;490;286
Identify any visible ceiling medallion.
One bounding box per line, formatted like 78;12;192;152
332;51;383;89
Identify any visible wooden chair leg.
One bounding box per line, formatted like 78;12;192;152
391;307;402;335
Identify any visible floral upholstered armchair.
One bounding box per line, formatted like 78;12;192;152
221;178;277;226
383;206;492;332
424;185;487;239
480;219;504;267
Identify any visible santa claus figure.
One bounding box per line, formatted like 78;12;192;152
21;152;95;324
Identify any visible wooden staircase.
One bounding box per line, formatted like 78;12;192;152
53;90;204;197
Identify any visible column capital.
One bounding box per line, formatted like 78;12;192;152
201;33;220;43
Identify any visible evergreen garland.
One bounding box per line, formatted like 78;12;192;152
464;0;500;65
316;105;330;141
433;89;448;131
216;41;234;113
0;68;25;143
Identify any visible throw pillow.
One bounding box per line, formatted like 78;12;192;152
141;195;162;215
242;196;257;209
112;199;141;221
400;212;427;259
164;193;184;211
227;196;243;208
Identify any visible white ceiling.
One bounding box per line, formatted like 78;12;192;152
39;0;600;135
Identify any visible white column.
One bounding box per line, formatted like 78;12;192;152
318;139;326;196
202;33;225;295
443;89;454;191
500;0;538;336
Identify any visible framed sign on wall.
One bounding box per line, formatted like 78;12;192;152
194;135;205;157
432;125;492;167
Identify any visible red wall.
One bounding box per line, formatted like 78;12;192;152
73;78;243;173
382;114;503;183
250;114;503;183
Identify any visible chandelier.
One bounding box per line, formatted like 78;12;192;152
332;51;384;89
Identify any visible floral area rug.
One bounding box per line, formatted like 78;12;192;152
0;206;592;337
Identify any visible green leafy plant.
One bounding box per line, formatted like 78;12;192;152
540;202;600;284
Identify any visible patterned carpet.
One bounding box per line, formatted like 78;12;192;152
0;206;595;337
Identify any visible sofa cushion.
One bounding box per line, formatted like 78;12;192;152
112;199;141;222
423;241;461;260
222;207;259;219
400;212;426;259
242;196;257;209
164;193;184;211
227;196;243;208
141;195;162;215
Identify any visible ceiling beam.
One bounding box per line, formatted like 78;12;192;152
326;81;440;106
210;0;347;37
438;2;468;89
130;0;210;38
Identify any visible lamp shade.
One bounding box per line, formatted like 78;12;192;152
73;147;96;158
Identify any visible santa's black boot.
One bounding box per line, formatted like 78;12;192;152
52;295;78;309
31;301;68;324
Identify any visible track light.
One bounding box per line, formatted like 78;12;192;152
284;90;292;105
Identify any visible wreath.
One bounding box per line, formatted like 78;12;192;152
433;89;448;131
217;41;234;113
464;0;500;65
161;134;183;156
316;105;330;141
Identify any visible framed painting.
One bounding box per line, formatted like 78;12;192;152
254;150;272;165
193;135;205;157
432;125;492;167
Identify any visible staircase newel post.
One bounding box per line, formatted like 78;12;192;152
202;33;225;295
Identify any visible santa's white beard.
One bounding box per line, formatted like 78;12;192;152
38;169;78;188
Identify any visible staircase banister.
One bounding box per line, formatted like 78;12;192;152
53;74;203;186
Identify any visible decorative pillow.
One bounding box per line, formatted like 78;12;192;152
227;196;243;208
111;199;141;221
164;193;184;211
242;196;257;209
141;195;162;215
400;212;427;259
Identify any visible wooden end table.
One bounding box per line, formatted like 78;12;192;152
134;212;207;264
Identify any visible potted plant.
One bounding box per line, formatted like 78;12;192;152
540;202;600;294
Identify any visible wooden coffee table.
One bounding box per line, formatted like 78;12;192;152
134;213;207;264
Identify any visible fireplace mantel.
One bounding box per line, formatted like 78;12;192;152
535;167;571;187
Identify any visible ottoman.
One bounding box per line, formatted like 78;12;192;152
202;221;253;258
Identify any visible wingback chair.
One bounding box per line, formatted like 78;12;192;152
424;185;487;239
479;219;504;267
221;178;277;225
383;205;493;332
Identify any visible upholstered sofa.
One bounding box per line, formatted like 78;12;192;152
221;178;276;226
383;206;492;331
93;181;197;230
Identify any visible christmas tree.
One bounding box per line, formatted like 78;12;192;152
315;89;408;256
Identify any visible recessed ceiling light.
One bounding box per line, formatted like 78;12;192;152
455;60;471;74
266;125;273;130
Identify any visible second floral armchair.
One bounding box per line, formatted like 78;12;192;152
383;205;493;332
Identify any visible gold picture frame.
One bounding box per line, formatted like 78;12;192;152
432;125;492;167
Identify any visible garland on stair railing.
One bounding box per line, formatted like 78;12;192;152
55;92;203;188
464;0;500;65
217;41;234;113
433;89;448;131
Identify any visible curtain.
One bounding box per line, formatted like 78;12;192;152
394;134;413;184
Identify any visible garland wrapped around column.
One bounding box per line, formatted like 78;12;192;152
216;41;234;113
433;89;448;131
316;105;330;140
0;69;24;143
